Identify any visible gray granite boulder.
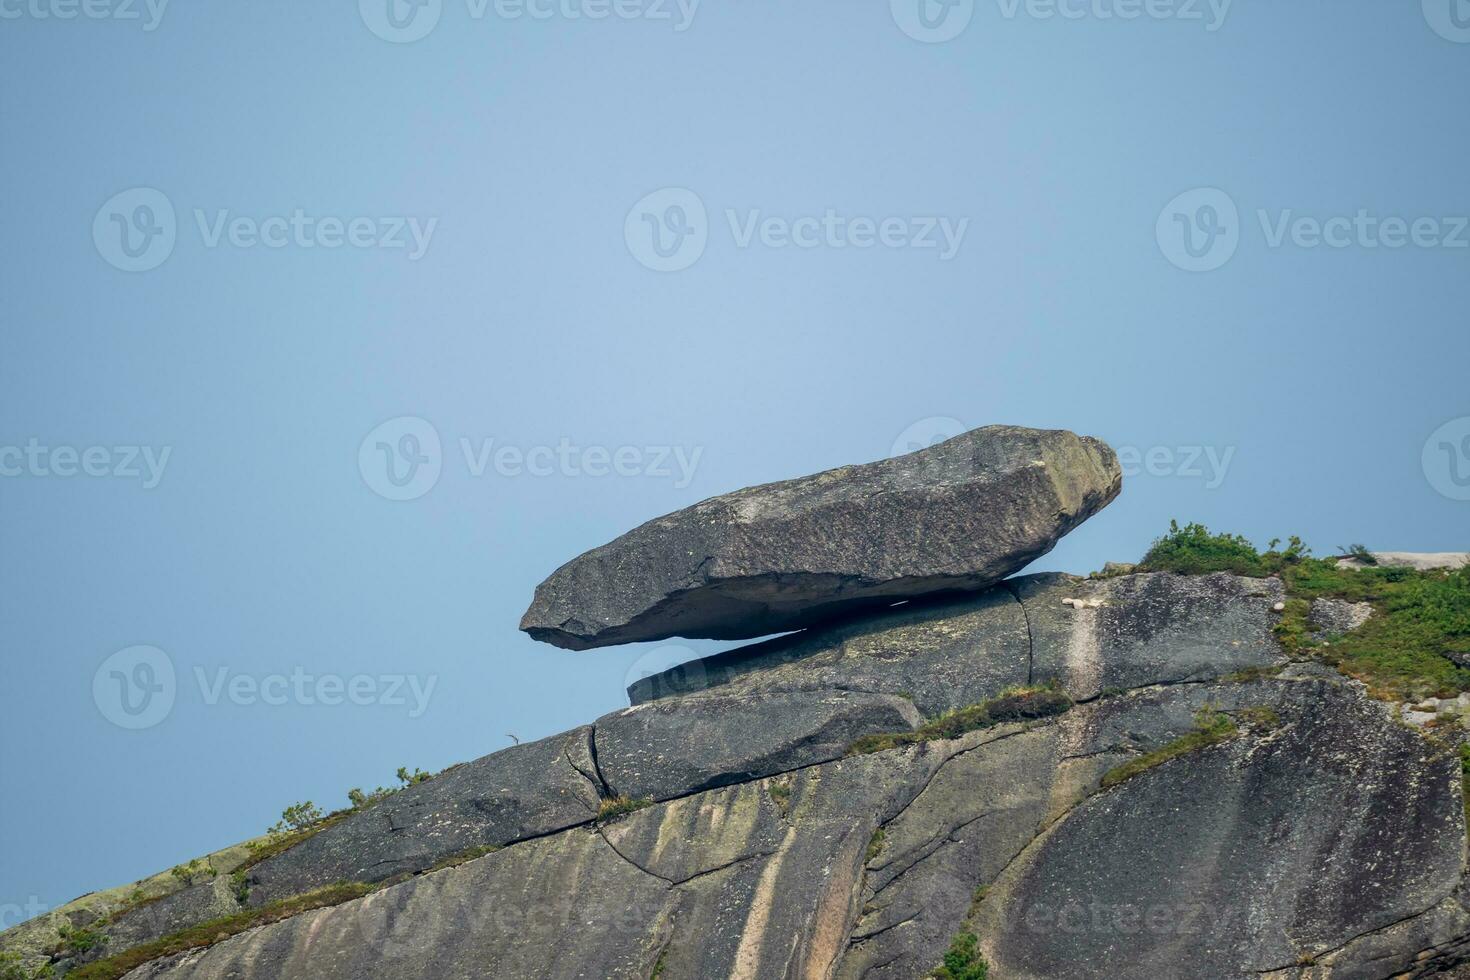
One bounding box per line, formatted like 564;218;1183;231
627;584;1031;716
520;425;1121;649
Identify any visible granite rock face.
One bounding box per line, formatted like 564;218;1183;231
10;572;1470;980
520;425;1121;650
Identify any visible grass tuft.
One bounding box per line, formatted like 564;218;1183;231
595;796;653;824
848;684;1073;756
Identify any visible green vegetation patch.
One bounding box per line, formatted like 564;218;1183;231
1138;522;1470;702
932;931;989;980
0;950;53;980
69;883;377;980
1100;708;1240;789
848;684;1073;756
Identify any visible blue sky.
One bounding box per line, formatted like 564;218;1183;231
2;0;1468;922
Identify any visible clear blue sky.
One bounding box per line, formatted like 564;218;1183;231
2;0;1468;922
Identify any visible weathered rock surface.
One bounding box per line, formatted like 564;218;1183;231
1310;596;1374;638
11;571;1470;980
520;425;1121;649
630;570;1286;708
103;669;1467;980
627;584;1031;716
1336;552;1470;571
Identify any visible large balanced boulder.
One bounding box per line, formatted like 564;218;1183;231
520;425;1121;649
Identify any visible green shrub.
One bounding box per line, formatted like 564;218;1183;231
269;802;324;835
56;922;106;955
1139;522;1470;702
168;859;216;887
932;931;989;980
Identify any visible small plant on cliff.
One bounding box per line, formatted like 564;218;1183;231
1339;544;1378;565
866;828;887;862
396;766;432;787
0;951;53;980
848;683;1073;756
169;858;216;887
269;801;324;835
932;931;989;980
52;920;106;957
596;795;653;824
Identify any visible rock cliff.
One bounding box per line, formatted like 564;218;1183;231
7;430;1468;980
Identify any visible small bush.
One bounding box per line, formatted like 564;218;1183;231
269;802;324;835
57;922;106;955
866;828;886;862
932;931;989;980
595;796;653;824
168;859;216;887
